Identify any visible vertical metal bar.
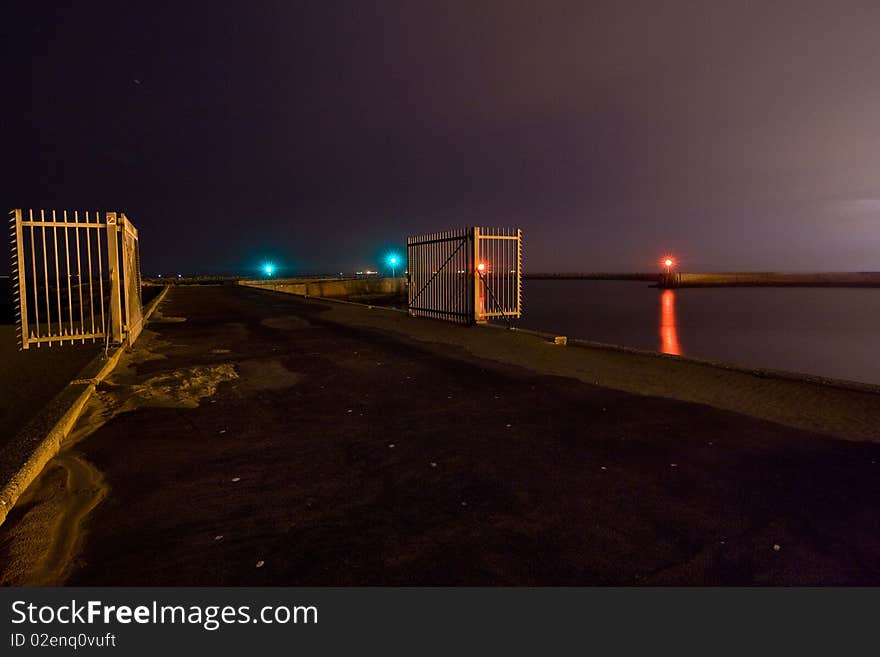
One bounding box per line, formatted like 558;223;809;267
12;209;29;349
497;230;502;313
406;238;411;314
448;232;453;318
40;209;52;344
440;232;445;318
502;230;506;312
440;233;444;320
74;210;84;342
466;228;469;322
472;226;480;323
442;231;447;318
412;237;417;316
516;228;522;317
63;210;74;342
411;237;417;316
29;210;40;346
492;229;496;313
507;228;511;313
85;211;96;338
416;236;420;315
455;232;460;320
438;232;442;318
504;228;508;313
96;211;105;338
135;228;142;306
52;209;62;338
439;233;443;320
490;229;494;314
121;219;131;338
106;212;123;343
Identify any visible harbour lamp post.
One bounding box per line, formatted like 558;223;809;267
264;263;275;278
662;257;675;287
389;255;399;278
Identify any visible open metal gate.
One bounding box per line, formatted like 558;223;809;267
120;216;144;345
9;208;144;350
406;227;522;325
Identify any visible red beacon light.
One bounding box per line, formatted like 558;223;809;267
661;256;677;287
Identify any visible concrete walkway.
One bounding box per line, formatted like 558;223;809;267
2;285;879;585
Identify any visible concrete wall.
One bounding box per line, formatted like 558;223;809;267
668;272;880;287
239;277;406;298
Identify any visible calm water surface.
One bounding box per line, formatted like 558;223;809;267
519;280;880;385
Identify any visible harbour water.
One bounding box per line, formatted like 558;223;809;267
518;279;880;385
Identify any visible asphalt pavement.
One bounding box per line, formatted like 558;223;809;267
2;284;879;585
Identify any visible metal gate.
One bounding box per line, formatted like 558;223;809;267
9;208;144;350
406;227;522;325
120;216;143;345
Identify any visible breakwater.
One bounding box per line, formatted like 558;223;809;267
523;271;880;287
661;271;880;288
239;276;406;299
525;273;657;281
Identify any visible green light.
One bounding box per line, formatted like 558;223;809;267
387;253;401;277
264;263;274;276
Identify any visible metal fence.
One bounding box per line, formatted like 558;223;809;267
9;208;144;350
406;227;522;325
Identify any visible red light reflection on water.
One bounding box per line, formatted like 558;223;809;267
659;289;682;356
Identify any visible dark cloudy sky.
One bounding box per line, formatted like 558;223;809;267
2;1;879;274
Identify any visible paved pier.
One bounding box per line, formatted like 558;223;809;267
2;285;879;585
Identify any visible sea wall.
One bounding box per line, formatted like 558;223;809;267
525;273;657;281
664;272;880;287
239;277;406;298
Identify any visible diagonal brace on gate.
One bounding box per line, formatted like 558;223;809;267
477;269;512;328
407;236;467;308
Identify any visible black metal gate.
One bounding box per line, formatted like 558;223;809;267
406;227;522;325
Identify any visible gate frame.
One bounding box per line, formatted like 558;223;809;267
406;226;522;326
119;213;143;346
10;208;142;350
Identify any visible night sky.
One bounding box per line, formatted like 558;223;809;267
2;1;879;275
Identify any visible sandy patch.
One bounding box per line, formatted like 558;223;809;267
97;364;239;415
0;356;238;585
0;453;106;586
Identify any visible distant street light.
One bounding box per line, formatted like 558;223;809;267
388;254;400;278
264;263;275;277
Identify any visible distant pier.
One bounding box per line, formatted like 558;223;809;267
523;271;880;288
657;271;880;288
